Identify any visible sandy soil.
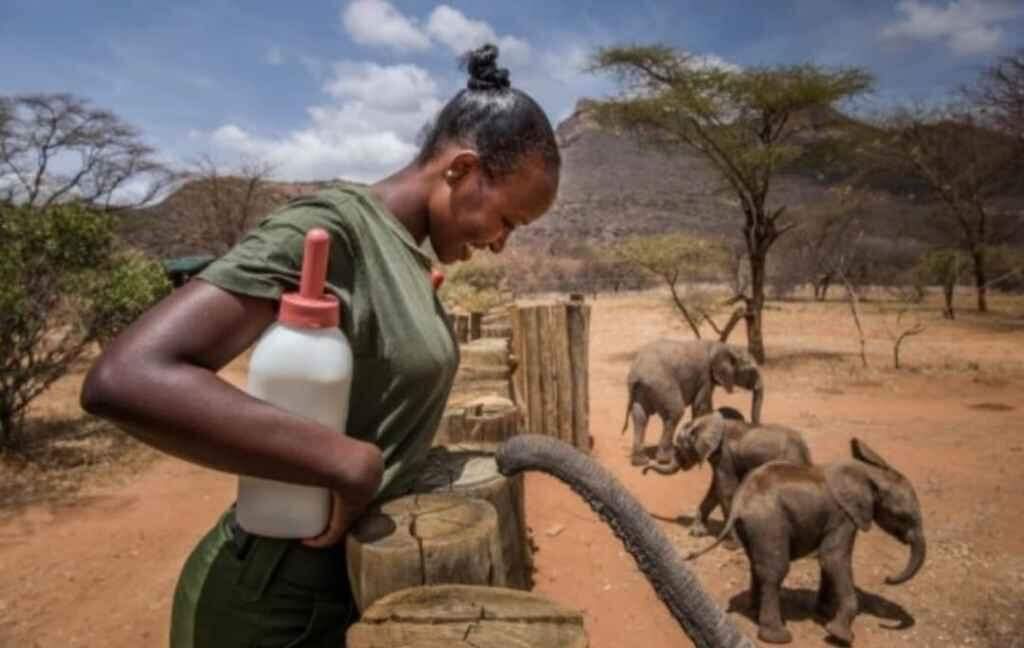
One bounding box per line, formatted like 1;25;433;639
1;290;1023;647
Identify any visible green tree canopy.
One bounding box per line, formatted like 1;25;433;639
588;45;873;360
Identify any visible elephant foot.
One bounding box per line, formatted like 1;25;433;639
757;625;793;644
654;448;674;465
630;451;648;466
825;620;854;646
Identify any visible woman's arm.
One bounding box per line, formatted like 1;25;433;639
80;280;383;509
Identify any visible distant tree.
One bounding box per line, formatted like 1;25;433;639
589;45;872;361
0;202;169;447
914;248;970;319
772;187;866;300
866;106;1024;313
0;93;173;209
967;48;1024;141
608;233;741;340
168;155;279;256
438;254;511;313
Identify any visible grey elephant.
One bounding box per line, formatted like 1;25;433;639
497;434;759;648
622;339;765;466
687;439;926;645
644;410;812;539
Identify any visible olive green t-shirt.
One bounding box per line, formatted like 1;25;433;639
198;184;459;501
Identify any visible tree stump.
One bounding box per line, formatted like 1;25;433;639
346;585;588;648
434;395;520;446
412;445;532;589
346;494;505;613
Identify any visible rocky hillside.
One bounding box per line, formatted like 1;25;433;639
119;100;996;259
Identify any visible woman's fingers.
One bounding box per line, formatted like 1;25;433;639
301;491;349;548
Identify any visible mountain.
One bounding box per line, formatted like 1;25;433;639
118;99;1014;260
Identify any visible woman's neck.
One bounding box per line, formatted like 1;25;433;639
369;164;433;244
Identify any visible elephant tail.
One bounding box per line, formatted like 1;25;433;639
621;381;638;435
685;509;739;562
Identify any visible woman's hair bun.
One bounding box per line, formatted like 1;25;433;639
462;43;511;91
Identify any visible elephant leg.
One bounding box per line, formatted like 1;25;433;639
822;543;859;645
751;540;792;644
630;402;649;466
714;474;741;548
654;414;679;465
690;476;718;536
815;564;837;620
748;557;762;614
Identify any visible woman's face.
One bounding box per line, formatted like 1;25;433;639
428;152;558;265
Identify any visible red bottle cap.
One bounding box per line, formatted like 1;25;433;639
278;228;340;328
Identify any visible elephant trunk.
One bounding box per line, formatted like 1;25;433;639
749;376;764;425
642;454;681;476
885;528;926;585
497;434;756;648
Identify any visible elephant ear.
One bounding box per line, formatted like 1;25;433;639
710;346;736;393
825;463;875;532
851;438;894;472
693;416;725;462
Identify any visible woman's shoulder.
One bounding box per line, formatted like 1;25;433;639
257;183;373;241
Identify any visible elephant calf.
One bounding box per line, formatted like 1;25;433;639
688;439;927;645
622;338;765;466
645;410;812;538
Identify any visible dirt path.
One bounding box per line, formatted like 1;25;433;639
2;291;1023;647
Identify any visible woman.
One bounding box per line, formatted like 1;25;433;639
80;44;560;647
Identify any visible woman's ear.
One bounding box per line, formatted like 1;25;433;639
444;150;481;186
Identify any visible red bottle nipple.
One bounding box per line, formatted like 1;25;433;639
278;228;340;328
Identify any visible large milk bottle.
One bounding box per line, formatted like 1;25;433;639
235;227;353;538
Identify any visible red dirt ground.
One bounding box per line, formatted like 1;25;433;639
2;290;1023;647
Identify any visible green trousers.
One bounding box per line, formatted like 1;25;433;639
170;509;356;647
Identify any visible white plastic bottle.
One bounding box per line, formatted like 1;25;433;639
235;227;353;538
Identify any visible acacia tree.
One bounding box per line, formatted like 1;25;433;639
588;46;872;361
869;107;1023;313
0;93;173;210
609;233;740;340
168;155;279;255
967;48;1024;141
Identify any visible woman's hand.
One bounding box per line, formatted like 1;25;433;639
302;491;357;548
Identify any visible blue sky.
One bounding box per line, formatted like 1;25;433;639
2;0;1022;184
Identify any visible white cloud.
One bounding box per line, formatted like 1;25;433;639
265;45;284;66
426;5;531;65
881;0;1023;55
342;0;431;52
204;61;443;182
325;62;438;111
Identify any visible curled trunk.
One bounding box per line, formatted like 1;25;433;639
885;529;926;585
642;455;682;476
497;434;756;648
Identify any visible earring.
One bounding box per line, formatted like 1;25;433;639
445;169;456;180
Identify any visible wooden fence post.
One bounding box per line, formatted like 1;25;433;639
510;302;591;451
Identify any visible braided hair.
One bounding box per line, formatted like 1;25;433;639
416;44;560;178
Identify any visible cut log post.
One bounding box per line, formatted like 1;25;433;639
346;494;505;613
453;314;470;343
346;585;588;648
412;445;532;590
510;302;591;451
469;311;483;340
450;337;515;403
434;395;521;446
